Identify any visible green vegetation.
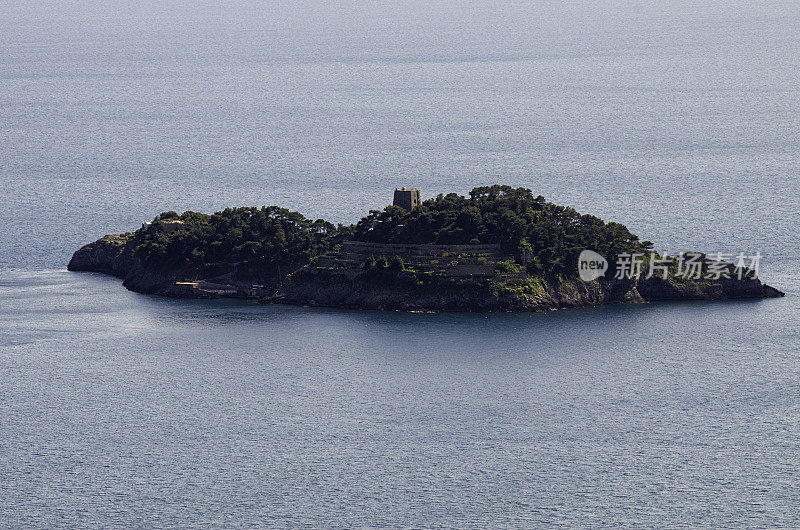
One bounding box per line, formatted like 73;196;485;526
495;260;520;274
353;185;650;277
130;206;338;283
125;185;652;285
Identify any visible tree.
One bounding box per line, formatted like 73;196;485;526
389;255;405;271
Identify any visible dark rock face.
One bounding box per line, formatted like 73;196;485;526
69;234;785;311
67;235;132;277
68;235;178;295
272;270;783;312
635;275;780;301
760;284;785;298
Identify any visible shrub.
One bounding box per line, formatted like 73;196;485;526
389;255;405;271
495;260;520;274
362;255;377;270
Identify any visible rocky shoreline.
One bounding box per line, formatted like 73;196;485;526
68;234;785;312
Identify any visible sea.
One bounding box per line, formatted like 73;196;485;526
1;1;799;527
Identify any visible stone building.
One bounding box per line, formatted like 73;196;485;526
393;187;421;210
158;219;185;235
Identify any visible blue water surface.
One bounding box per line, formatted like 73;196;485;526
1;1;799;527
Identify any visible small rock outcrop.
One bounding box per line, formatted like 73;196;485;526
68;234;181;295
67;234;132;277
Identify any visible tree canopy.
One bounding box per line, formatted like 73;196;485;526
131;206;337;282
352;185;649;276
127;185;650;282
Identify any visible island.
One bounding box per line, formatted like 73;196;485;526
68;185;784;312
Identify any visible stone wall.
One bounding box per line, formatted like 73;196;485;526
311;240;506;277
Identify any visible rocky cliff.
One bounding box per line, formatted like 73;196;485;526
67;234;132;277
68;234;185;296
69;234;784;311
269;266;783;312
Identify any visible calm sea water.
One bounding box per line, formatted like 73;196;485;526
1;1;799;527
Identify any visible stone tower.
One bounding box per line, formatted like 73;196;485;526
393;187;421;210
